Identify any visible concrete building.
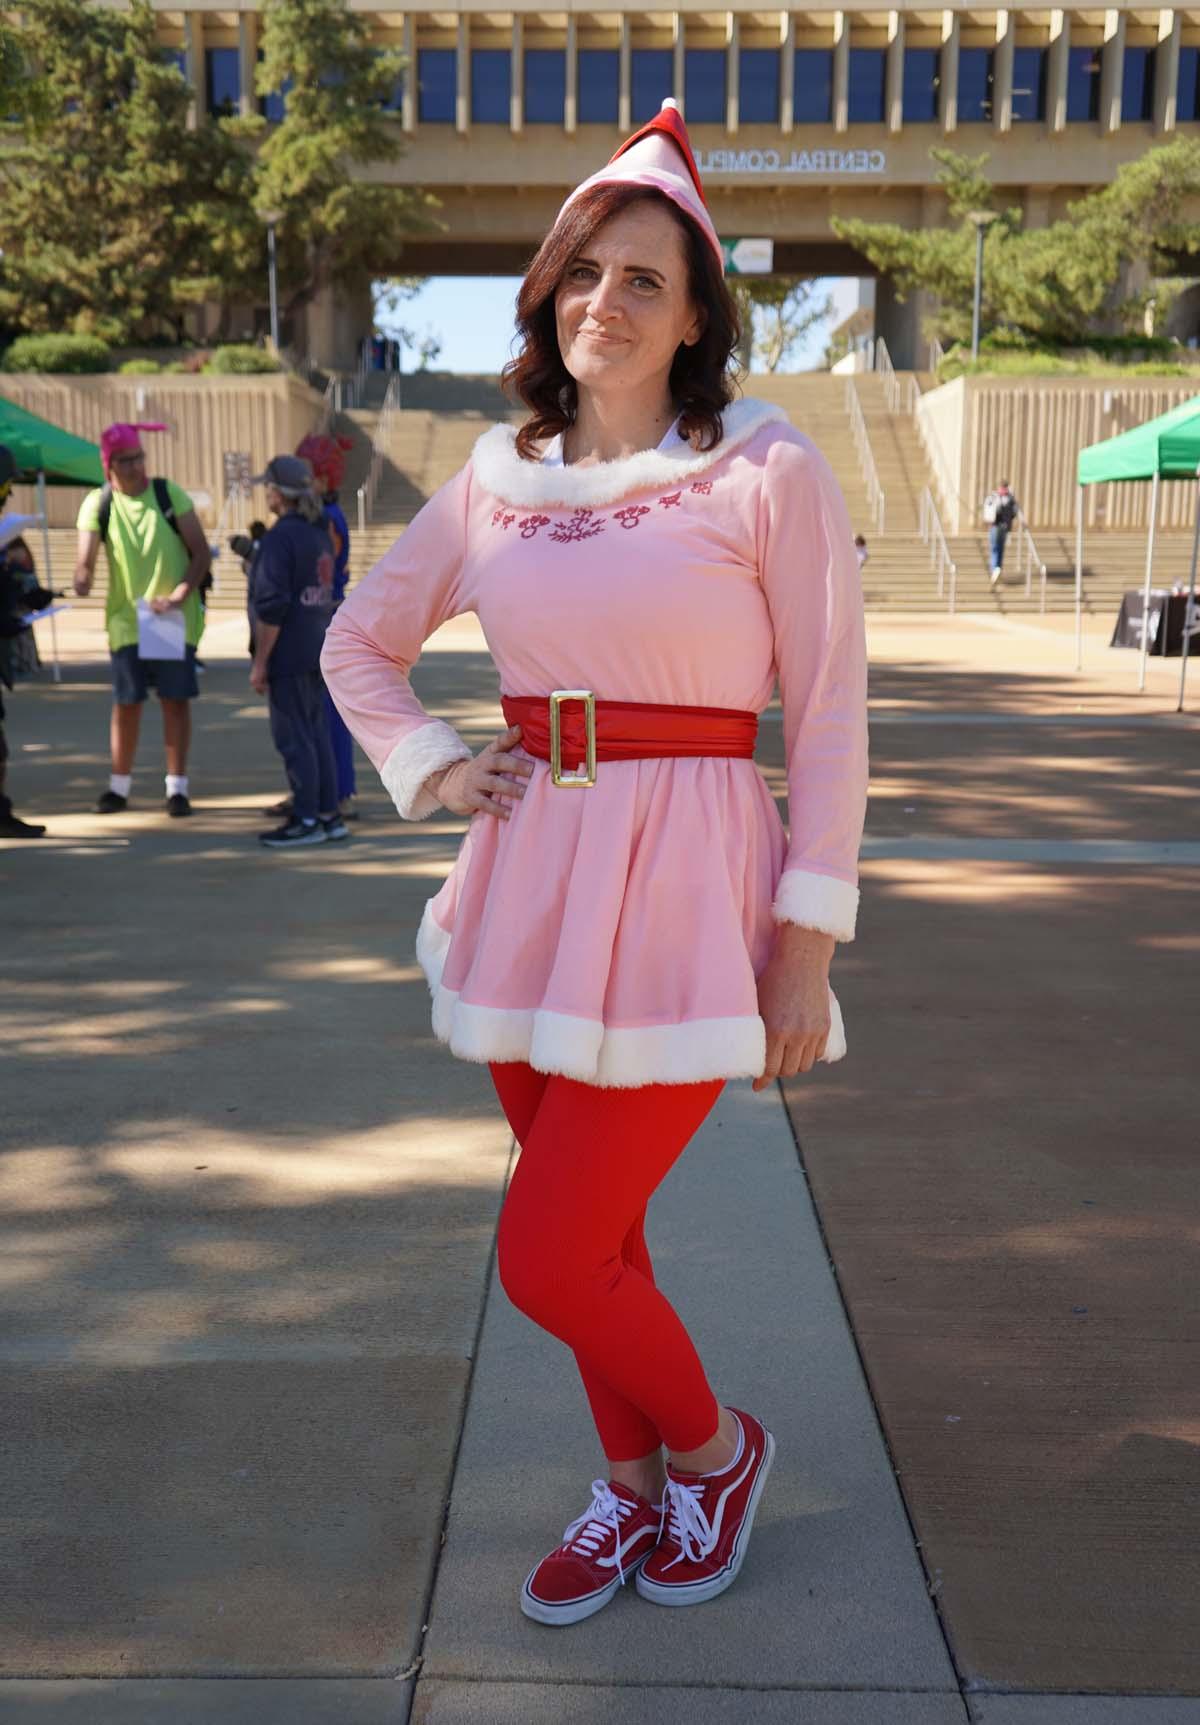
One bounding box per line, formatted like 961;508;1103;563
141;1;1200;367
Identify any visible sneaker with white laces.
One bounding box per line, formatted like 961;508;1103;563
635;1408;775;1608
520;1479;664;1626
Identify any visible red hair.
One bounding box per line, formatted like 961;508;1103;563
503;183;740;462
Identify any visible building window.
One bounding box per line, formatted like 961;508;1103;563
1179;46;1200;121
525;48;565;123
578;48;619;122
164;48;187;79
902;46;939;121
205;47;240;118
740;48;780;123
418;48;456;122
261;78;292;123
472;47;510;122
375;52;404;113
632;48;673;121
847;47;886;123
1067;45;1101;120
958;47;993;121
1011;46;1046;120
794;48;833;123
685;48;725;122
1122;45;1155;122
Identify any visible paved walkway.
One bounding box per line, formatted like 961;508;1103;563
2;608;1197;1722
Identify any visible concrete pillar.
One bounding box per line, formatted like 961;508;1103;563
456;15;469;133
885;11;904;132
673;13;685;113
833;12;849;133
876;276;922;370
511;14;523;132
306;277;375;374
1047;10;1069;134
1156;8;1180;132
727;13;739;132
1100;9;1125;131
940;11;959;133
993;10;1014;132
237;12;257;120
619;15;631;131
780;10;795;131
401;15;415;133
183;12;205;128
565;13;578;133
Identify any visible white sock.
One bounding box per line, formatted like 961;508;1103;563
110;773;132;798
166;774;188;798
701;1415;745;1478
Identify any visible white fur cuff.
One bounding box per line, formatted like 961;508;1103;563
380;722;473;821
773;868;859;942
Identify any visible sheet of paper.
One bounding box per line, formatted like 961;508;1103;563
136;599;187;661
20;604;72;628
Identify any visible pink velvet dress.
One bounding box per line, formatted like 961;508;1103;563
321;398;868;1088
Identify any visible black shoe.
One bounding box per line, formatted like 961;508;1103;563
166;793;192;818
322;815;350;841
259;817;327;849
0;796;45;838
96;790;128;814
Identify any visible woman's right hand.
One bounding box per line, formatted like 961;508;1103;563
426;724;534;819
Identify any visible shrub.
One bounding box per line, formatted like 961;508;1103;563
117;358;162;375
205;344;281;375
0;333;112;373
161;361;189;374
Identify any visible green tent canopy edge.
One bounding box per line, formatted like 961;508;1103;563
1077;393;1200;487
0;394;105;487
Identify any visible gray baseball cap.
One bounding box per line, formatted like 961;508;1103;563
251;454;314;495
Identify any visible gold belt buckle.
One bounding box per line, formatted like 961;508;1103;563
549;690;597;788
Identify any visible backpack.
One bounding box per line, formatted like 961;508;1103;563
97;477;181;543
983;492;1000;525
984;491;1015;528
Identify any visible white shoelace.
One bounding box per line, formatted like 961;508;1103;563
562;1481;637;1585
661;1476;718;1571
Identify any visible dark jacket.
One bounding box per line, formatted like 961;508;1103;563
251;510;335;678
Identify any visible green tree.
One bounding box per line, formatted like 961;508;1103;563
253;0;433;321
729;277;835;372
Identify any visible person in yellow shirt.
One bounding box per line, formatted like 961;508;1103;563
74;424;211;816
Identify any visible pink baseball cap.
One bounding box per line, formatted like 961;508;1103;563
556;99;723;273
100;422;167;473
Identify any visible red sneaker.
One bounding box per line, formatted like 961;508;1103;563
520;1478;664;1626
635;1408;775;1607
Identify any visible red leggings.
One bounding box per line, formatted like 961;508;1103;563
491;1061;724;1462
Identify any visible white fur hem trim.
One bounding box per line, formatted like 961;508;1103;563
470;398;789;510
380;722;472;821
773;869;859;943
416;902;847;1083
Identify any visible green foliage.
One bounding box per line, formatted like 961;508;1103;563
205;344;282;374
117;357;163;374
832;141;1200;356
730;277;834;373
253;0;433;317
937;341;1196;381
0;332;111;372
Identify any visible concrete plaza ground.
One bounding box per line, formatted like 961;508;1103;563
2;603;1198;1723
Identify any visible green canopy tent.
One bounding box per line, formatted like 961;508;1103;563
0;397;104;682
1075;395;1200;709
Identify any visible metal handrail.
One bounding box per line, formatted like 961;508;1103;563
1013;513;1049;613
928;334;945;375
844;378;886;536
356;372;401;534
919;486;958;614
874;335;901;413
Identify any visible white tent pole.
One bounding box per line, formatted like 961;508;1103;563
35;471;61;685
1177;466;1200;713
1074;483;1084;671
1138;469;1161;693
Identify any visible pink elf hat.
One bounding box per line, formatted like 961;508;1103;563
100;422;168;473
556;98;723;274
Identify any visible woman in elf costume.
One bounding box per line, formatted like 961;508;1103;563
323;100;867;1625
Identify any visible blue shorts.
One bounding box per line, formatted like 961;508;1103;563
110;644;200;705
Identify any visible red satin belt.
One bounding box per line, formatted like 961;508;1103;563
500;694;758;769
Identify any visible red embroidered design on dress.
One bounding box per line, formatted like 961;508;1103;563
518;514;551;539
491;509;516;530
614;505;651;530
550;508;604;543
659;491;683;509
690;480;713;495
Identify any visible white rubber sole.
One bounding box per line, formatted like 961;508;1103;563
520;1550;651;1626
635;1427;776;1608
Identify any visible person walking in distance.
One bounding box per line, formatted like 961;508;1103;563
74;424;211;816
983;479;1019;586
297;431;358;818
250;456;346;849
323;100;867;1625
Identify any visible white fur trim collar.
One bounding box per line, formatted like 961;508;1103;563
470;397;789;509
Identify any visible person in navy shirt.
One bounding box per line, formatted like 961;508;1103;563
249;455;347;849
320;486;357;814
